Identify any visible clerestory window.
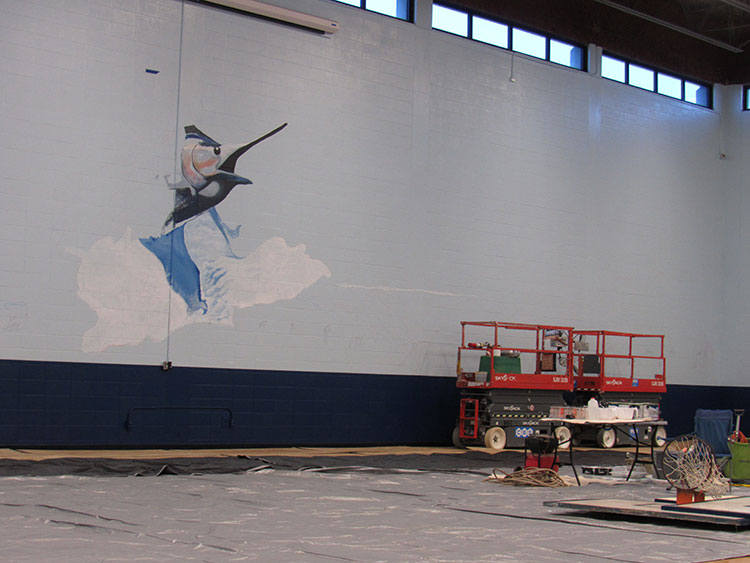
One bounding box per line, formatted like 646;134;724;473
330;0;412;21
431;3;586;71
601;53;712;109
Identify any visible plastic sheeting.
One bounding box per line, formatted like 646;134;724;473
0;449;635;477
1;453;750;561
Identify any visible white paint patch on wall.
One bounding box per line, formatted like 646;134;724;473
70;217;330;352
69;229;172;353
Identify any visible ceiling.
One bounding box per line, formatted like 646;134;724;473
445;0;750;84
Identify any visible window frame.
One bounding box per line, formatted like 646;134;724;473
601;52;713;109
511;27;547;61
432;3;468;36
628;62;655;91
330;0;413;22
471;14;509;49
656;72;683;100
431;2;588;72
549;37;584;69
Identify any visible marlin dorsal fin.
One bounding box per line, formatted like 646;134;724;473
184;125;219;147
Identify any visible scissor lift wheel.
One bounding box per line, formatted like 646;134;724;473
597;427;617;448
452;426;466;449
554;425;572;450
484;427;507;451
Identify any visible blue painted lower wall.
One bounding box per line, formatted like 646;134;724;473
659;384;749;439
0;360;460;448
0;359;746;448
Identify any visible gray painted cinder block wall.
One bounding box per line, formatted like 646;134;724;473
0;0;743;389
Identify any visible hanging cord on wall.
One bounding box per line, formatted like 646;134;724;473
163;1;187;371
718;90;728;160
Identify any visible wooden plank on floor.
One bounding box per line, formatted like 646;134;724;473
660;496;750;519
545;498;750;527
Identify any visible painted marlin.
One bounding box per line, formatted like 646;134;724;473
164;122;287;229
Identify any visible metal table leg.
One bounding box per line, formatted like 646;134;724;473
563;424;580;486
626;423;639;481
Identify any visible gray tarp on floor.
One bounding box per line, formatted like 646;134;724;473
0;449;638;477
1;454;750;562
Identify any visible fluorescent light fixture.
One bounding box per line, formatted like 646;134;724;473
203;0;340;34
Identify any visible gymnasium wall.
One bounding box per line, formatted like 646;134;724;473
0;0;743;445
719;85;750;387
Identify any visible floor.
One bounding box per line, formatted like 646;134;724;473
0;446;749;562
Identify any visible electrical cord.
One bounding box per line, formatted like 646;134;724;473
484;467;569;487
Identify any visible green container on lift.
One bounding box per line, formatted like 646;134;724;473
478;355;522;375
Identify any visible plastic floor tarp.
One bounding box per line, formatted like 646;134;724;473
0;448;637;477
1;447;750;562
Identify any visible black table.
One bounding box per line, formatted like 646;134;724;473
543;418;668;485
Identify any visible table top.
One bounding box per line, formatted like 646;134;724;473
542;417;668;426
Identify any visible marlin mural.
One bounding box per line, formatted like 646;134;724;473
165;122;288;229
75;121;331;352
140;123;289;314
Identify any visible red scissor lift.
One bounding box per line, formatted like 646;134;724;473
454;322;576;451
453;322;668;450
570;330;667;448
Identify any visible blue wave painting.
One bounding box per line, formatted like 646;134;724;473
140;225;206;313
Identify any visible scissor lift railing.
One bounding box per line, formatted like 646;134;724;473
456;321;575;391
572;330;666;394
